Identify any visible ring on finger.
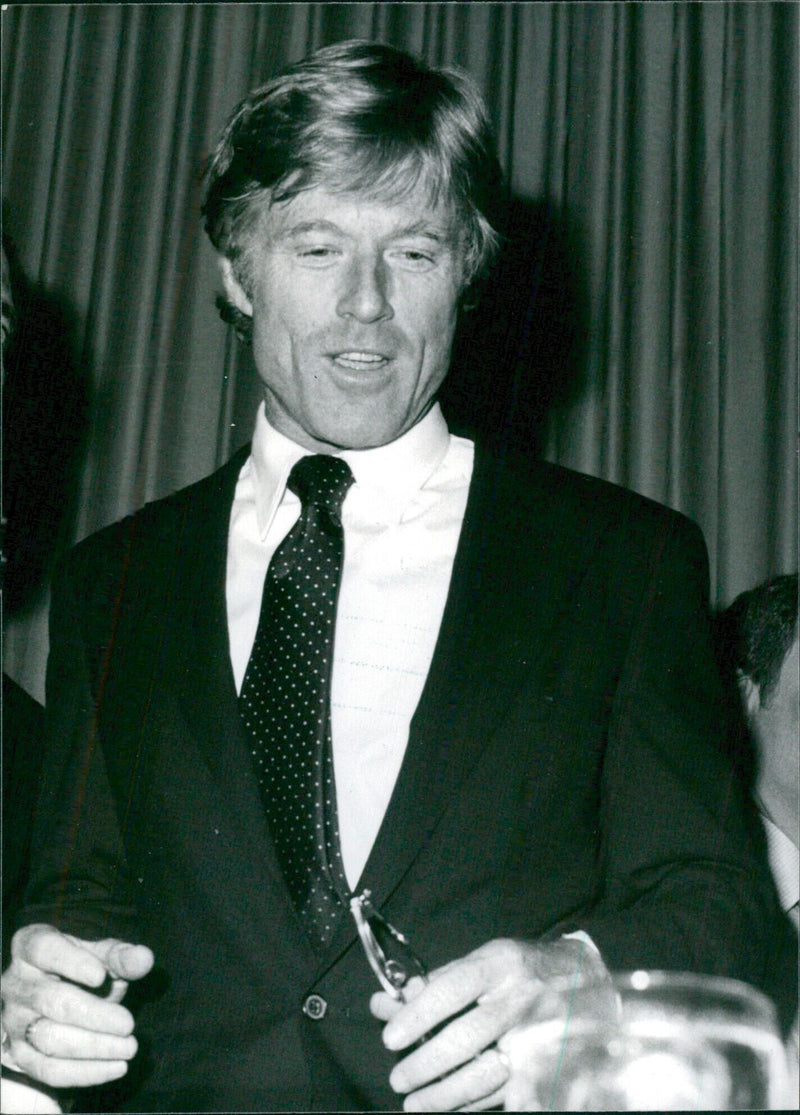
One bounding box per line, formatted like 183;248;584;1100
481;1044;511;1073
24;1016;44;1050
494;1047;511;1072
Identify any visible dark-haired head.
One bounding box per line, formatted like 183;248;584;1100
714;574;798;806
202;41;504;340
718;574;798;704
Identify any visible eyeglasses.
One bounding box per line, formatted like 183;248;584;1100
349;889;428;1000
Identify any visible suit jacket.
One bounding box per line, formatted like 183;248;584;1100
2;674;45;967
20;443;797;1112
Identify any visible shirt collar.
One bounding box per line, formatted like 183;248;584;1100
249;402;452;537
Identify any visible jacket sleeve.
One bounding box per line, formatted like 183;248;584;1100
573;512;797;1033
16;530;141;943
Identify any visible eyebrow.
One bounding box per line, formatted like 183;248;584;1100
277;219;456;245
389;220;454;243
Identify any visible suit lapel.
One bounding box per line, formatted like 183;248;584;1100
168;451;250;781
160;451;306;906
353;446;612;911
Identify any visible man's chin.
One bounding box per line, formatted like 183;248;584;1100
266;396;427;453
307;411;419;453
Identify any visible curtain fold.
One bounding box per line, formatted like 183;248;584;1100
2;2;797;701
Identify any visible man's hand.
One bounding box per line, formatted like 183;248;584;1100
1;924;154;1090
370;935;609;1112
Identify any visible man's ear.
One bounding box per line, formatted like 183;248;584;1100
217;256;253;317
736;670;761;718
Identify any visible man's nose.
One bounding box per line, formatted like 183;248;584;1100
336;255;393;323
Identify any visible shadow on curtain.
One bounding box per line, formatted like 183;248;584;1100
443;195;592;455
2;229;92;620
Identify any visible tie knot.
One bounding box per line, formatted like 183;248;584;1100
287;454;354;515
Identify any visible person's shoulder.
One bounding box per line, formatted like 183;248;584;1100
476;444;704;548
64;446;250;577
477;443;690;519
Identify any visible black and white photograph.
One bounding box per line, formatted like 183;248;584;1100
1;4;797;1111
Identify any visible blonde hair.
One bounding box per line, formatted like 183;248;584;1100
202;40;504;337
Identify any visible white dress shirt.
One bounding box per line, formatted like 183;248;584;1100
227;402;474;888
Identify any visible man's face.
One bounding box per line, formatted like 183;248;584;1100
222;184;466;452
750;638;799;837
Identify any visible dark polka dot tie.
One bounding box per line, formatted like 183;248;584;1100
239;454;355;949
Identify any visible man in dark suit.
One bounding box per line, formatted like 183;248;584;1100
1;41;795;1113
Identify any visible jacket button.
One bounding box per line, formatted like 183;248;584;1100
302;993;327;1020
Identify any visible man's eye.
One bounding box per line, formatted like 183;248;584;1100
393;249;436;268
298;247;337;258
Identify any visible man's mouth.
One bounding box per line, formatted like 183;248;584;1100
331;351;390;371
